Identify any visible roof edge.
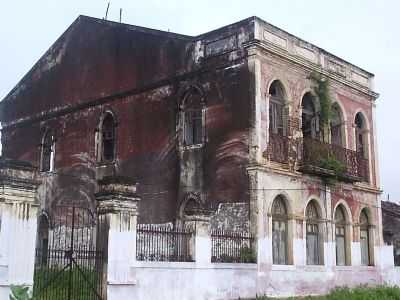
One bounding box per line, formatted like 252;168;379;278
254;16;375;77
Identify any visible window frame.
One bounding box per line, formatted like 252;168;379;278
305;201;323;265
183;107;205;147
97;112;117;163
301;92;320;140
359;209;372;266
334;205;348;266
268;81;286;136
272;196;288;265
180;90;206;149
40;130;56;172
354;112;368;159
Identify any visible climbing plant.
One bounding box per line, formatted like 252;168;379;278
307;72;345;183
309;72;333;134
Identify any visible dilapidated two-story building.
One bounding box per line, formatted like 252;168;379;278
0;15;391;298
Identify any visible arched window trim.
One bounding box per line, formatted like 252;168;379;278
305;200;324;265
40;129;56;172
271;195;289;265
354;112;369;159
268;80;287;136
334;205;350;266
301;92;320;140
179;87;206;148
359;208;373;266
97;111;117;163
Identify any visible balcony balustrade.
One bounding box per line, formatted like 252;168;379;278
301;137;369;182
266;133;369;183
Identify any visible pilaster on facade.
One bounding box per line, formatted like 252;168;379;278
95;177;141;293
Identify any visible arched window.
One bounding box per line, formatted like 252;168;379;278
301;93;319;139
330;104;344;147
41;130;55;172
360;209;371;266
355;113;367;158
335;205;348;266
268;81;286;135
99;112;116;162
182;91;204;146
306;201;322;265
272;196;288;265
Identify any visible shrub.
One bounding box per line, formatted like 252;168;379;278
240;246;256;263
252;286;400;299
319;157;346;175
10;286;32;300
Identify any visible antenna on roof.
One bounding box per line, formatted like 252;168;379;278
119;8;122;23
104;2;110;20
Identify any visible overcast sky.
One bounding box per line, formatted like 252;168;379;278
0;0;399;201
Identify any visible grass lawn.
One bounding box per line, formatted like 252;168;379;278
250;287;400;299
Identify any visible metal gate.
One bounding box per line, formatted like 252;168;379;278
33;206;106;300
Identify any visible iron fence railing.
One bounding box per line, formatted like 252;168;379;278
211;230;256;263
265;132;370;182
136;224;194;262
301;137;369;182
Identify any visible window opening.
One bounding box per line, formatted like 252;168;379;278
272;196;288;265
306;201;322;265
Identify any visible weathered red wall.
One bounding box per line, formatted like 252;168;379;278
1;16;254;223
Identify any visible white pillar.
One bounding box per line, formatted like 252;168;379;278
95;178;140;300
0;159;40;298
185;215;211;266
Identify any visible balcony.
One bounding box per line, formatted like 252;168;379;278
300;137;369;183
265;134;369;183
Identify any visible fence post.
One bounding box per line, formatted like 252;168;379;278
0;159;40;299
95;177;141;300
185;213;212;266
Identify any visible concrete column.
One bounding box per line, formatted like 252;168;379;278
0;159;40;299
95;177;140;300
247;167;266;265
185;214;211;266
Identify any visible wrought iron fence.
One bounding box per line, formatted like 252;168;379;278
136;223;194;262
301;137;369;182
211;230;256;263
33;206;105;300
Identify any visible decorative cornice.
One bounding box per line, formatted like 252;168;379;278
244;40;379;99
96;195;140;215
95;178;140;214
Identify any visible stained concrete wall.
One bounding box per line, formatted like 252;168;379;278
104;247;397;300
0;16;254;224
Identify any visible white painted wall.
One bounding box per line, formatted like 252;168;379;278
0;199;38;298
105;255;400;300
